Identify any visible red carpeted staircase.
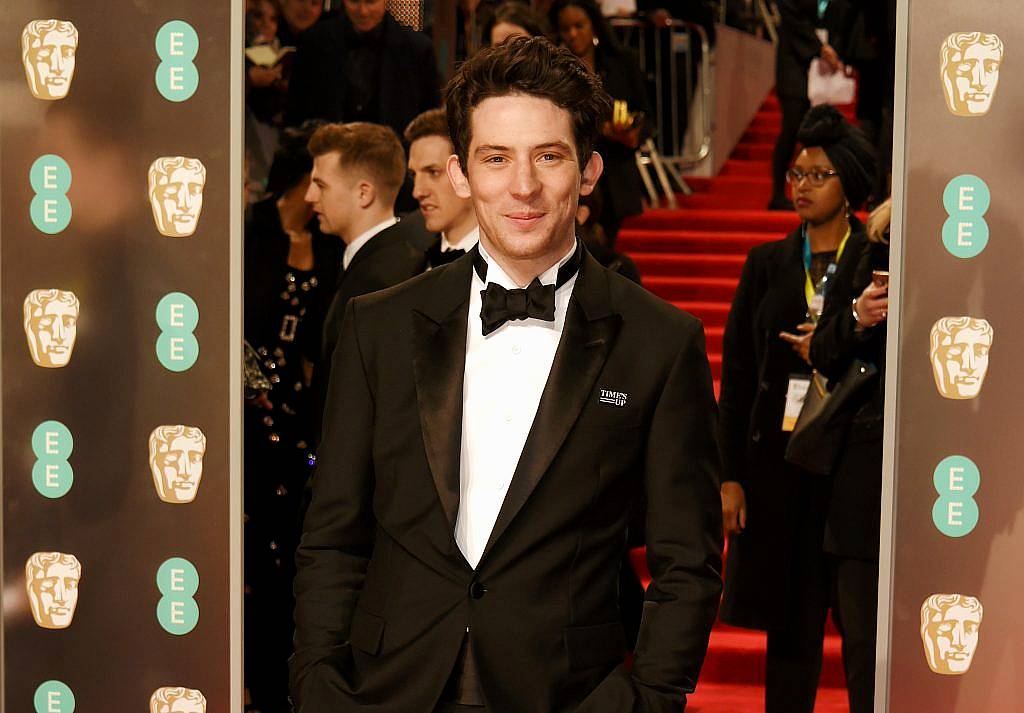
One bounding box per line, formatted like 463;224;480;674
619;93;851;713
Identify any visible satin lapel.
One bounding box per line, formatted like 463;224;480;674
411;255;474;530
480;254;621;561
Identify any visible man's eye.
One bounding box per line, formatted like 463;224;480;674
484;156;506;164
189;184;202;196
539;153;559;163
985;60;999;72
62;47;74;58
65;580;78;590
37;49;52;59
956;63;972;73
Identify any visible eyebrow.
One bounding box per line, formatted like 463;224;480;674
473;141;574;156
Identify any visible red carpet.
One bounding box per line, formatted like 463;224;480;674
620;94;852;712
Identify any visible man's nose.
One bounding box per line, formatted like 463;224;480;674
179;455;195;476
970;65;985;89
304;183;317;203
951;625;965;648
176;186;194;209
412;177;428;201
962;347;976;369
509;161;541;198
53;580;66;602
52;318;66;340
50;50;66;73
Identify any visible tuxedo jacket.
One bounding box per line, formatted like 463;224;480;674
312;222;426;443
291;248;723;712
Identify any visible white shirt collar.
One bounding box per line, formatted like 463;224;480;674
441;225;480;253
476;238;578;291
343;216;399;270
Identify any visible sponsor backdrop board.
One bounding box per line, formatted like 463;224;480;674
880;0;1021;710
0;2;241;710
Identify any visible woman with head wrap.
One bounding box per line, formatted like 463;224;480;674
719;104;880;713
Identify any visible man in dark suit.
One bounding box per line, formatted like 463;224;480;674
291;38;722;713
304;121;426;440
405;108;480;270
285;0;441;140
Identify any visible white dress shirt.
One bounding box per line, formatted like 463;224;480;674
342;216;399;270
442;225;480;253
455;239;579;568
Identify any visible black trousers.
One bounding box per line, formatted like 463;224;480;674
765;552;879;713
770;96;811;206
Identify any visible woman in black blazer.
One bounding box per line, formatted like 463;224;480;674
720;106;877;713
551;0;651;245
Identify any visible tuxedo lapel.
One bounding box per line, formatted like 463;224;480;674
411;254;474;530
481;253;621;561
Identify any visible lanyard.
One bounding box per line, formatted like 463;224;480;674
802;224;851;311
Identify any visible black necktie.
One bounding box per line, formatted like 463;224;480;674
426;241;466;267
474;242;582;336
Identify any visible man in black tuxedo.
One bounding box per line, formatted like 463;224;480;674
291;38;722;713
405;108;480;270
304;121;425;440
285;0;440;139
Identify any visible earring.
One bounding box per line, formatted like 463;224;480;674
592;36;599;46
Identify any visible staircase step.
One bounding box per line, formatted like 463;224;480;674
741;127;780;144
681;175;773;196
644;276;739;302
698;626;847;688
730;142;775;161
676;191;772;210
705;325;724;353
619;229;775;255
670;300;731;328
626;209;800;234
631;253;746;278
720;159;773;177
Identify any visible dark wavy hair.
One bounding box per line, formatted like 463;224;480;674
480;2;550;46
445;36;611;171
265;119;323;197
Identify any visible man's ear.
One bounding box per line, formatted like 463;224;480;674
579;151;604;197
357;180;377;209
447;154;472;199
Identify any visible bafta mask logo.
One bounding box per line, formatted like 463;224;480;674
22;20;78;101
150;687;207;713
930;317;992;400
149;425;207;504
148;157;206;237
25;552;81;629
941;32;1004;117
24;289;80;368
921;593;983;675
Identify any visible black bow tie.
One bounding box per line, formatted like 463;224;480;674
426;241;466;267
474;242;582;336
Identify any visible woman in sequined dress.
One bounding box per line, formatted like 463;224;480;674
243;125;341;713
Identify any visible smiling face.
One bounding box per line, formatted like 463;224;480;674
22;20;78;100
447;93;602;278
26;553;81;629
409;135;476;236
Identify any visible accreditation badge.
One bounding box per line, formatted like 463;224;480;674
782;375;812;432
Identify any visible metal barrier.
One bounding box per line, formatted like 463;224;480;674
609;17;713;208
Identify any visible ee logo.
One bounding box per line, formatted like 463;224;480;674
30;155;72;234
34;680;74;713
156;292;199;372
157;557;200;635
942;175;990;259
932;455;980;538
32;421;73;499
155;20;199;102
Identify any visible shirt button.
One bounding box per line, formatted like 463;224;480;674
504;412;513;422
512;344;521;355
469;581;487;600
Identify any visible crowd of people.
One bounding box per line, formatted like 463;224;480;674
241;2;894;713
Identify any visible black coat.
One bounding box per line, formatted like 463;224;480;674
285;13;440;138
775;0;858;101
244;198;341;361
719;221;868;629
291;249;723;712
595;47;651;225
810;237;888;560
312;221;426;442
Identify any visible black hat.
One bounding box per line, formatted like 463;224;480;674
796;105;877;210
